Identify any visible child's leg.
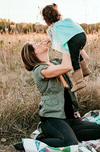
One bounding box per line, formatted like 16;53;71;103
67;48;88;71
80;54;84;61
80;60;91;77
68;33;86;92
80;49;89;61
80;52;91;77
71;70;86;92
68;33;87;71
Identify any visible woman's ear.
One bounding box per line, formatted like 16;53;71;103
32;51;35;55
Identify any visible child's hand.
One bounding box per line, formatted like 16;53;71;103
42;38;51;45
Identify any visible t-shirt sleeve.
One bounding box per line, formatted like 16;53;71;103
33;64;49;81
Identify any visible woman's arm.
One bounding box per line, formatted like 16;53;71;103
41;54;72;78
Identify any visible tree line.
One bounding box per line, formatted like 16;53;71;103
0;18;100;34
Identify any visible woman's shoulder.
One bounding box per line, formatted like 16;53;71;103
32;64;49;80
33;58;62;70
33;64;49;72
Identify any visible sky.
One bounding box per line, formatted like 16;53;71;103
0;0;100;25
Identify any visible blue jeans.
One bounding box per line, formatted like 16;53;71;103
40;118;100;147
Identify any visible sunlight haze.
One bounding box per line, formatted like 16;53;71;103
0;0;100;24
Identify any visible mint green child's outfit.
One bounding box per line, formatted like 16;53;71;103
47;18;85;55
47;18;86;71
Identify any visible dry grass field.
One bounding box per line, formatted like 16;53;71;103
0;32;100;151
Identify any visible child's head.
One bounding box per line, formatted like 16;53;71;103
42;3;61;26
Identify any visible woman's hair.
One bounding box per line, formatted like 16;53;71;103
21;42;66;87
42;3;61;25
21;42;45;71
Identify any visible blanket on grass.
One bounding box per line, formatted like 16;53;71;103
22;110;100;152
22;138;97;152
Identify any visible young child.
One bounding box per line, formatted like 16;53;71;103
42;3;91;92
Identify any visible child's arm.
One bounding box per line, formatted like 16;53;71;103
42;38;51;45
42;27;53;45
80;49;89;61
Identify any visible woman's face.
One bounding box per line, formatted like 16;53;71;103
29;42;48;61
32;42;48;54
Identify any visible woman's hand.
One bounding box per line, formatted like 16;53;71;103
41;54;72;78
42;38;51;45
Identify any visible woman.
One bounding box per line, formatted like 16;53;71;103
14;42;100;150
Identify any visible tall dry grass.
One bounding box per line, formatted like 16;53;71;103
0;32;100;142
0;33;61;142
76;33;100;115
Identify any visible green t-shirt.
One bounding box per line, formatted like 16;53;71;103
33;58;79;118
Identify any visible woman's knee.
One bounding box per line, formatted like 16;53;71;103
62;138;78;146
